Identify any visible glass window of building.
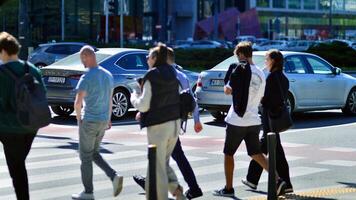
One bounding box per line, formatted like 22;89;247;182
288;0;301;9
273;0;286;8
319;0;330;10
256;0;270;8
333;0;345;11
304;0;316;9
345;0;356;11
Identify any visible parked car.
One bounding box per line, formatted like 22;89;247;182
286;40;314;52
253;40;289;51
41;48;199;119
255;38;269;45
178;40;227;49
172;40;193;49
195;51;356;120
234;35;256;45
28;42;96;68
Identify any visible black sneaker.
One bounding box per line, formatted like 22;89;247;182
213;186;235;197
276;179;287;196
284;183;294;194
185;188;203;199
133;175;146;190
241;179;257;190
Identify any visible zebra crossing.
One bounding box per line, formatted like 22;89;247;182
1;131;356;200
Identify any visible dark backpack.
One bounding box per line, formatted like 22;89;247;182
0;62;51;130
179;88;196;133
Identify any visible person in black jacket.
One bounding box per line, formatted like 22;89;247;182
243;49;293;194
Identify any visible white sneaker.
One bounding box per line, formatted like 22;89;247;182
112;175;124;197
71;191;94;200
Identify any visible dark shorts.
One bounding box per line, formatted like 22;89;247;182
223;124;262;156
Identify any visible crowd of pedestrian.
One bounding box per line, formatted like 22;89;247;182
0;32;293;200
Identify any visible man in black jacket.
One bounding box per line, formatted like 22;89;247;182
213;42;286;197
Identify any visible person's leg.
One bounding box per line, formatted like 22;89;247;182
166;120;180;195
224;154;235;189
145;123;171;200
92;122;116;180
79;121;98;193
171;137;200;191
275;134;292;187
1;133;35;200
246;119;269;186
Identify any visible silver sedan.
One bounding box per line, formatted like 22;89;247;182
196;51;356;120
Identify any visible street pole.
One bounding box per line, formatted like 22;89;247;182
213;0;219;40
18;0;29;59
105;0;109;44
120;0;123;47
61;0;65;41
329;0;333;38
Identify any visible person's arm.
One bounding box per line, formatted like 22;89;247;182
176;70;202;133
130;80;152;112
224;64;235;95
74;90;86;122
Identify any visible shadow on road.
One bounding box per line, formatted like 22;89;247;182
204;111;356;130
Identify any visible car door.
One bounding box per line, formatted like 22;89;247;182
284;55;317;109
305;55;346;106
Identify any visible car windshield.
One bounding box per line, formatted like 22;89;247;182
213;55;265;70
52;53;111;67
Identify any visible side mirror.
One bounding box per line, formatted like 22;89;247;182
332;67;342;75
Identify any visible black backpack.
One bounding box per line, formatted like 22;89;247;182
179;88;196;133
0;62;51;130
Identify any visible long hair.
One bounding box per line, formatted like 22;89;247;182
150;43;169;67
267;49;284;72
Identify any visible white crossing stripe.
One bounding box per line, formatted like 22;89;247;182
281;142;309;148
320;147;356;152
317;160;356;167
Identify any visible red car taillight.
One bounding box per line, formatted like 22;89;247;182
68;74;82;80
197;75;203;87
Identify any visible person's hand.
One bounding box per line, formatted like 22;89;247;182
135;112;141;121
106;121;112;130
194;122;203;133
224;86;232;95
76;116;82;125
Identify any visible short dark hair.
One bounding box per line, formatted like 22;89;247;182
0;32;21;55
150;42;168;67
267;49;284;72
234;41;253;58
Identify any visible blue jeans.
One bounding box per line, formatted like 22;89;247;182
171;138;200;191
79;120;116;193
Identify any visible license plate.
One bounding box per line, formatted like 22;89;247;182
48;77;66;84
210;79;224;86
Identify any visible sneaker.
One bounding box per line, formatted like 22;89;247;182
174;185;187;200
212;186;235;197
71;191;94;200
133;175;146;190
276;179;287;196
284;187;294;194
241;179;257;190
112;175;123;197
185;188;203;199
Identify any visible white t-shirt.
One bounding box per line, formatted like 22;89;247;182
225;64;266;127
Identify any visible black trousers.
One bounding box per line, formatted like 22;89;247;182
171;138;200;191
0;133;35;200
246;110;292;187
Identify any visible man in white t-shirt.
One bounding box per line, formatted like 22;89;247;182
213;42;286;197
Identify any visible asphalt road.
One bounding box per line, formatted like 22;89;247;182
0;110;356;200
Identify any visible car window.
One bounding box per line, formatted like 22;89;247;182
45;45;69;55
116;54;147;70
306;56;333;74
69;45;83;54
285;56;307;74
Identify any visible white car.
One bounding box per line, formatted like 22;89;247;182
196;51;356;120
253;40;289;51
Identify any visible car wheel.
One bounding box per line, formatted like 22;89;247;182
51;105;74;117
286;94;294;114
342;88;356;116
210;111;226;121
112;89;130;119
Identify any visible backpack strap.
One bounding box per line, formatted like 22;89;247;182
24;61;30;74
0;63;20;81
